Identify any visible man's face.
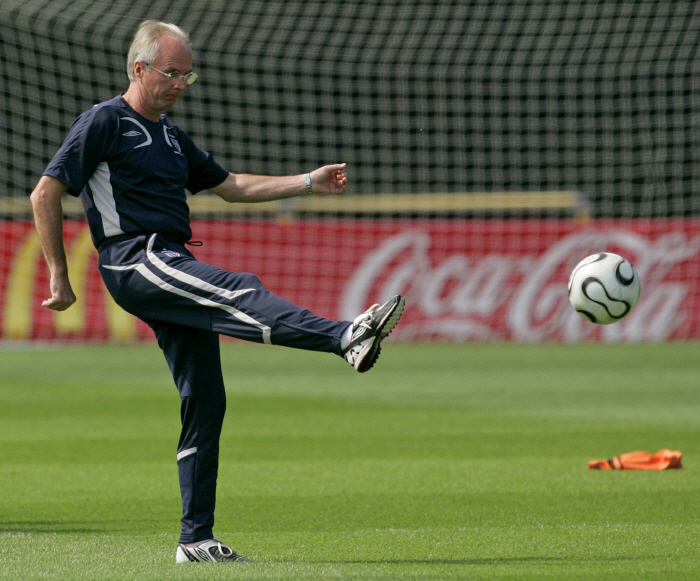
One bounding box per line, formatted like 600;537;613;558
139;36;193;113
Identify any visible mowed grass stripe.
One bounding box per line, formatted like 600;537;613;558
0;342;698;580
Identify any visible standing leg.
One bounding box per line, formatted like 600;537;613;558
150;321;226;544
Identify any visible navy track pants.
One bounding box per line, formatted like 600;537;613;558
99;234;350;542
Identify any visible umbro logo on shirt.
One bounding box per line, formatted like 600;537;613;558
120;117;153;149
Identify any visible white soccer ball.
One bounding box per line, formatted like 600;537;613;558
568;253;641;325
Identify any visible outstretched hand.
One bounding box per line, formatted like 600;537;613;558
309;163;348;194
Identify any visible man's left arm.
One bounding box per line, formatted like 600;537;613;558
209;163;347;203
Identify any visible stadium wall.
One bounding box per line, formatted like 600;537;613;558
2;217;699;343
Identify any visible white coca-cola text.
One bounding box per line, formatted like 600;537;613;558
340;229;700;342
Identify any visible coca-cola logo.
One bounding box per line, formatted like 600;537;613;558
340;229;700;342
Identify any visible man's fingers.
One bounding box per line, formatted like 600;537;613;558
310;163;347;194
42;296;75;311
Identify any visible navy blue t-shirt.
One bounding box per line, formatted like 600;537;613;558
44;95;229;248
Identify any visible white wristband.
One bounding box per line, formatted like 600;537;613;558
304;173;313;195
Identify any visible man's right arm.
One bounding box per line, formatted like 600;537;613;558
30;175;77;311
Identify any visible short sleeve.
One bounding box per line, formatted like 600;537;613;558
43;106;116;197
175;129;229;194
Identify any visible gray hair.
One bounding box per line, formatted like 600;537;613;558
126;21;192;82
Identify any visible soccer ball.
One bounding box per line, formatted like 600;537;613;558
568;253;641;325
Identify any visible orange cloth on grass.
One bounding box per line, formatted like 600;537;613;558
587;449;682;470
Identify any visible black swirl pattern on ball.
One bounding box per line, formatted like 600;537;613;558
581;276;631;320
576;309;597;323
568;253;608;298
615;260;635;286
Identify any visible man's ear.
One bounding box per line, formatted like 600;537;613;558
133;61;147;80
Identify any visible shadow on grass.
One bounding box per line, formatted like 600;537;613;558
305;556;638;566
0;522;112;534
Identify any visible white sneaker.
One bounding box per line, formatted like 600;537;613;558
175;538;251;563
343;295;405;372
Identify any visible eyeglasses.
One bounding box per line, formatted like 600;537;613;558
145;63;198;85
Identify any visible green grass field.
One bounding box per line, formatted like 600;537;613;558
0;341;698;580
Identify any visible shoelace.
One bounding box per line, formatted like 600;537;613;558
358;316;373;330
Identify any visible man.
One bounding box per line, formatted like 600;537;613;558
30;21;404;563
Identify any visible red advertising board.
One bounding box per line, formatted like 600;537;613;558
2;218;700;342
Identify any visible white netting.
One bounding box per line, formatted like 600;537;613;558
2;0;700;212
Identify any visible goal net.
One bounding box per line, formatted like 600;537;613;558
2;0;700;343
